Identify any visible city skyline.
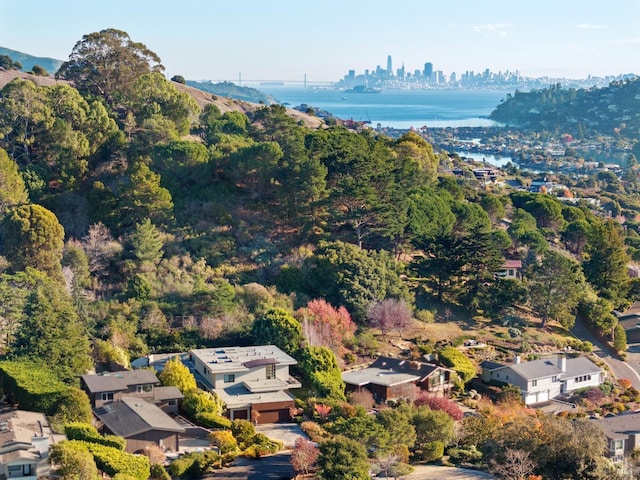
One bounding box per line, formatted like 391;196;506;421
1;0;639;82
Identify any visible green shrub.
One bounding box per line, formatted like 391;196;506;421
80;441;150;480
168;451;222;477
231;419;255;447
64;422;126;450
208;430;238;454
194;411;231;429
181;390;224;420
447;446;482;464
149;463;171;480
438;347;476;383
421;441;445;462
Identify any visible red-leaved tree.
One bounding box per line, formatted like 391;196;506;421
296;299;356;354
414;393;463;421
291;437;319;475
367;298;413;339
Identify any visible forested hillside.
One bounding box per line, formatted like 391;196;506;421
490;77;640;139
0;27;637;390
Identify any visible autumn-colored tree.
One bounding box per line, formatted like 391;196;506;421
297;299;356;354
291;437;319;476
414;393;464;420
367;298;413;339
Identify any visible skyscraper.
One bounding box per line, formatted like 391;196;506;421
387;55;393;76
423;62;433;83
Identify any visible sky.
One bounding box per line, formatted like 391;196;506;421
1;0;639;84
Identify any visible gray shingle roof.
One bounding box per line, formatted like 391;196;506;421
592;412;640;441
81;370;159;393
94;397;185;438
504;356;602;381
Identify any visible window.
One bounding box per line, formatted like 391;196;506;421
136;384;153;393
531;379;538;387
168;399;177;406
8;464;33;477
266;364;276;380
101;392;114;401
552;376;558;383
224;374;235;383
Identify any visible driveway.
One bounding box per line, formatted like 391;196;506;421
571;317;640;389
255;422;309;448
401;465;493;479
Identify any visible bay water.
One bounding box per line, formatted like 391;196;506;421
257;85;508;129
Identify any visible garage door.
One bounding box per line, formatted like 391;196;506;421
231;409;248;420
256;408;290;424
537;391;549;403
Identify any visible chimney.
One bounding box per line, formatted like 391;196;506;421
514;355;521;364
557;356;566;372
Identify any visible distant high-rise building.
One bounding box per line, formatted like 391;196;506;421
423;62;433;83
387;55;393;75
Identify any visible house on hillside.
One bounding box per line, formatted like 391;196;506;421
81;370;183;414
93;397;185;454
591;412;640;463
0;410;53;480
188;346;301;424
480;355;605;405
342;356;456;404
495;259;522;280
614;301;640;343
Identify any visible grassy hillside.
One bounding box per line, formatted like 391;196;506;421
0;46;63;74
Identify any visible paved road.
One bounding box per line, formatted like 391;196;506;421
402;465;493;479
571;317;640;389
208;452;294;480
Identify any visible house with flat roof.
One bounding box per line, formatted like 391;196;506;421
592;412;640;463
81;370;182;414
93;397;185;454
480;355;605;405
188;346;301;424
342;356;456;404
0;410;53;480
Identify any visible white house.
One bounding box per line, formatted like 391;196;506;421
481;355;605;405
188;346;301;424
592;412;640;463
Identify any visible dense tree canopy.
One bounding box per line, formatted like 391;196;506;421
57;28;164;109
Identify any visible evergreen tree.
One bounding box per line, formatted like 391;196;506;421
582;219;629;303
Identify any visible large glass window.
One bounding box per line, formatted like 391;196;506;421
266;364;276;379
101;392;114;401
224;374;235;383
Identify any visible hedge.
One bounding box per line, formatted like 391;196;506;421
194;412;232;429
77;441;150;480
0;360;68;414
438;347;476;383
0;360;92;423
64;422;126;450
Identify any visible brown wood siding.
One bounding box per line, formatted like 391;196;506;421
123;430;179;454
252;400;294;424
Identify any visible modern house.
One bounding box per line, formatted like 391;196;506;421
342;356;456;404
93;397;185;454
495;259;522;280
0;410;52;480
614;301;640;343
188;346;301;424
480;355;605;405
80;370;183;414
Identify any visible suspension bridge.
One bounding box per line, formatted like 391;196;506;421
199;72;336;88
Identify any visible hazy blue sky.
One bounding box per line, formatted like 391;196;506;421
2;0;639;82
